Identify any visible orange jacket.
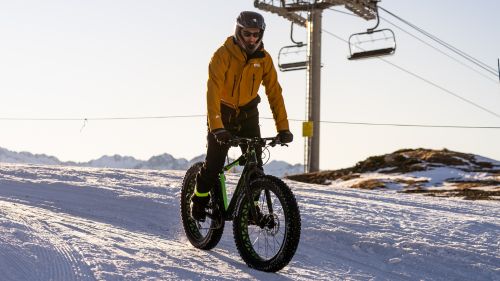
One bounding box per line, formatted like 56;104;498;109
206;36;289;132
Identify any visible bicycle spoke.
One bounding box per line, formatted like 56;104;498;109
245;187;288;261
273;234;278;254
249;226;258;236
252;232;260;247
273;234;281;251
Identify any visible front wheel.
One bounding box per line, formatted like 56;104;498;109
233;176;301;272
180;162;225;250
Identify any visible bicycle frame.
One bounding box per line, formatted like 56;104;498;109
217;142;265;221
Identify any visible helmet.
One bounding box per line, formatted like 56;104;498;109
234;11;266;54
236;11;266;31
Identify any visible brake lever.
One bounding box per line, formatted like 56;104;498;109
269;137;289;147
268;139;277;147
227;138;239;147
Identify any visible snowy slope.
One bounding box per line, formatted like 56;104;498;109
0;163;499;280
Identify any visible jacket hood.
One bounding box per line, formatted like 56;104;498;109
223;36;246;61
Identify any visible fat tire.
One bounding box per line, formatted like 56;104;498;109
180;162;225;250
232;175;301;272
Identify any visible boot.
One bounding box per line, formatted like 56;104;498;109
190;193;210;221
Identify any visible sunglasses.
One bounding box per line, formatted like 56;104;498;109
241;30;260;38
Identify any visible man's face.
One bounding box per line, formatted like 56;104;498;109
241;27;261;47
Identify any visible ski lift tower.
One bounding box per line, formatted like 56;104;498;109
254;0;378;172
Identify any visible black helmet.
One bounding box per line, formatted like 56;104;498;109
236;11;266;31
234;11;266;54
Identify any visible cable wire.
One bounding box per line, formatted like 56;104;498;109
378;6;498;76
321;28;500;120
261;117;500;129
0;115;205;121
328;8;358;17
1;114;498;129
328;7;499;84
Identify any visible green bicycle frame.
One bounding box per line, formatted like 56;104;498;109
219;158;240;210
217;147;261;220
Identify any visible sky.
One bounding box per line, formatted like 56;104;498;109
0;0;499;170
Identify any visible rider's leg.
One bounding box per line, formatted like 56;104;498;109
192;131;230;220
237;112;263;169
197;131;231;193
236;114;265;223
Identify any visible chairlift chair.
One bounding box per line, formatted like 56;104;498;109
278;22;308;72
278;43;308;71
348;29;396;60
348;4;396;60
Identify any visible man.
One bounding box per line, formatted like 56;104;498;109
191;11;293;221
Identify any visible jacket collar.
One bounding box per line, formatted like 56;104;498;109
224;36;266;62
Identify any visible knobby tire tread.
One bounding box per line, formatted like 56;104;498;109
232;175;301;272
180;162;224;250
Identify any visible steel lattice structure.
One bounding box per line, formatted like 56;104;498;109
254;0;379;172
254;0;377;27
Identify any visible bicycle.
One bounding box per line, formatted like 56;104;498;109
180;136;301;272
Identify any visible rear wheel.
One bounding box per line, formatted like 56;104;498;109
180;162;225;250
233;176;301;272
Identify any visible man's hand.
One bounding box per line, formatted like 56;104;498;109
277;130;293;144
212;128;232;144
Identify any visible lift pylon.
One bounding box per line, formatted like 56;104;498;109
254;0;380;173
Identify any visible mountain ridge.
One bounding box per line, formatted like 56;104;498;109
0;146;303;177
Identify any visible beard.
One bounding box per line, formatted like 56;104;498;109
234;26;263;55
235;36;262;55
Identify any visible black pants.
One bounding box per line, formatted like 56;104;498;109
196;109;262;194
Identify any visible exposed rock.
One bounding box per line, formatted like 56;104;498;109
287;148;500;186
351;179;386;190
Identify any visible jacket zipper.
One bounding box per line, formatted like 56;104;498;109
231;75;236;97
250;74;255;96
235;74;243;108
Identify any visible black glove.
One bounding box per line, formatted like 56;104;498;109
212;128;232;144
277;130;293;144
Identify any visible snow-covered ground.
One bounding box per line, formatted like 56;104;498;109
0;163;498;280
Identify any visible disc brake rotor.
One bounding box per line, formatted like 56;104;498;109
261;213;280;236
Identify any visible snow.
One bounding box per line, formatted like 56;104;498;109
475;155;500;166
0;163;499;280
408;166;469;187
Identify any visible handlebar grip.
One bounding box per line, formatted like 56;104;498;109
228;139;240;147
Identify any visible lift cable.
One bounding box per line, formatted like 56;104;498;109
378;6;498;76
322;29;500;120
329;8;498;84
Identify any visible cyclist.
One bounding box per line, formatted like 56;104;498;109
190;11;294;221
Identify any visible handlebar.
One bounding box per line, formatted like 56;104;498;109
226;136;288;148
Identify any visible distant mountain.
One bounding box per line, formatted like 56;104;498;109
0;147;61;165
139;153;189;170
265;160;304;177
86;155;143;169
0;146;303;177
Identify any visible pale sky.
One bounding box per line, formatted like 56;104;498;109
1;0;499;169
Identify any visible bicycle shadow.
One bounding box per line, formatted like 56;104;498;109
204;249;296;280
